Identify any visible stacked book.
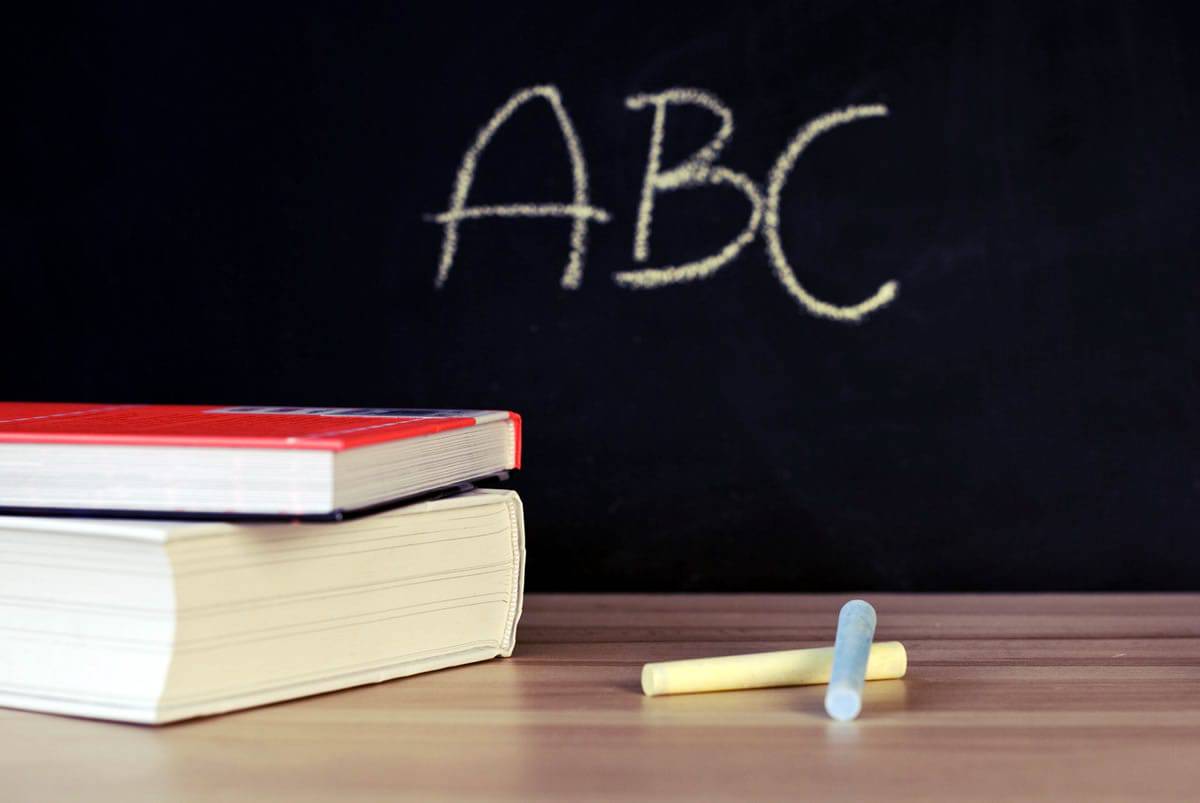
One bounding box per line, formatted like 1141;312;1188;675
0;403;525;724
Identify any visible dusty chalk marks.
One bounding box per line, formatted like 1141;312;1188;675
616;90;764;289
429;204;609;223
627;89;732;261
429;86;610;290
427;87;901;323
763;105;898;322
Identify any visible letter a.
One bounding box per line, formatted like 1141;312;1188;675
429;86;610;290
616;89;763;289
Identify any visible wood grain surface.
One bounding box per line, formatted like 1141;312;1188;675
3;594;1199;802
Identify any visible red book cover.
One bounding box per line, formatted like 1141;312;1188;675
0;403;522;465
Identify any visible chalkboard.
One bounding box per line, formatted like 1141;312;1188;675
7;2;1197;589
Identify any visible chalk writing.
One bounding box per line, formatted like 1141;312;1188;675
616;89;763;289
429;86;899;322
763;105;898;322
430;86;611;290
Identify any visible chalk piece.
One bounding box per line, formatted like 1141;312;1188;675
824;599;878;721
641;640;905;697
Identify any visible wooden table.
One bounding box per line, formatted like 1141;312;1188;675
4;594;1199;801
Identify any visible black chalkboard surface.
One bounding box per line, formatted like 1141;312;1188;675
7;2;1197;589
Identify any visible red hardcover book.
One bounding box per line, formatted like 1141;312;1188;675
0;403;522;518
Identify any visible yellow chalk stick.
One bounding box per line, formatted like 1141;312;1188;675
641;641;907;697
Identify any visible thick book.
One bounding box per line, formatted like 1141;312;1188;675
0;403;521;518
0;488;526;724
